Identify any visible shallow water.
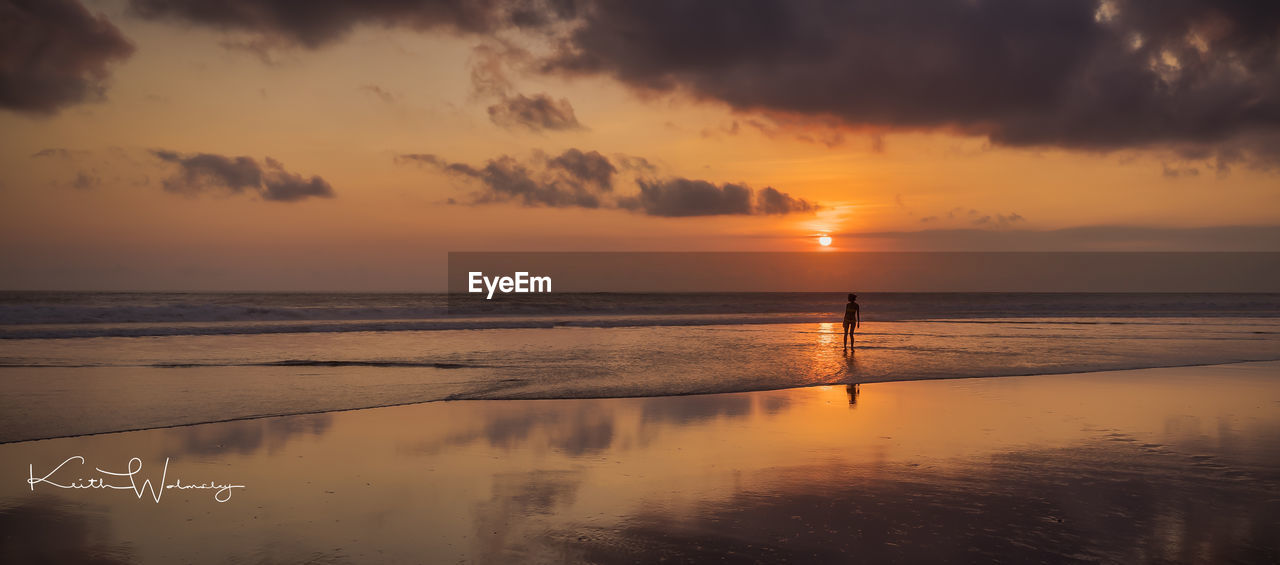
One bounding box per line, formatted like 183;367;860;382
1;318;1278;442
2;362;1277;563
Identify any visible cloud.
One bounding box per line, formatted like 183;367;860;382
399;148;818;216
153;150;261;194
546;148;614;189
0;0;135;115
260;157;336;201
620;178;817;217
757;186;817;215
400;149;606;208
121;1;1280;166
620;178;753;216
127;0;595;50
128;0;519;48
153;150;334;202
487;93;583;131
469;42;587;132
544;0;1280;167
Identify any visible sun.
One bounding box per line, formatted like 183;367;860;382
818;235;833;247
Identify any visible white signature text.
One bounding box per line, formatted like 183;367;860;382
28;456;245;503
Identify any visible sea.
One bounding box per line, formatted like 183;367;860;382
1;292;1278;443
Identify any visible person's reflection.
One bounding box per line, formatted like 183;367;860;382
846;384;860;407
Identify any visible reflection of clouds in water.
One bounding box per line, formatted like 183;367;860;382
545;436;1280;563
472;470;584;564
0;499;133;564
409;393;794;456
639;394;753;426
554;409;615;456
759;394;791;415
486;470;583;516
172;413;332;456
417;404;617;457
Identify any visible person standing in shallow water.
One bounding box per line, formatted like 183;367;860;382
843;293;860;349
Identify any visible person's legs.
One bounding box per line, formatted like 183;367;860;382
842;322;850;348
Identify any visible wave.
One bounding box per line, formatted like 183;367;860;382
2;292;1278;340
0;359;493;369
4;312;1277;340
0;313;839;339
3;292;1278;325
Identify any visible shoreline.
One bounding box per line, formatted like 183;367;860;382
3;358;1279;446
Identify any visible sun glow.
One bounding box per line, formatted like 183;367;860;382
818;235;833;247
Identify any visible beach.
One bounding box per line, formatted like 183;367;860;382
3;361;1278;563
3;292;1279;444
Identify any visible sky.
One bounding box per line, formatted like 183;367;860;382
1;0;1278;290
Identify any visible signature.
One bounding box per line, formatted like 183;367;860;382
28;456;246;503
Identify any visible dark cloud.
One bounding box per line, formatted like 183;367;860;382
620;178;816;217
402;149;606;208
0;0;135;115
757;186;816;215
399;148;818;216
121;1;1280;165
129;0;507;48
545;0;1280;166
128;0;590;50
620;178;752;216
468;41;587;132
487;93;583;131
546;148;614;189
153;150;261;194
153;150;334;202
260;157;336;201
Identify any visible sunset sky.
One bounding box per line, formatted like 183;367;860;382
2;0;1278;290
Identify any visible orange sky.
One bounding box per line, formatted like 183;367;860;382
1;1;1278;290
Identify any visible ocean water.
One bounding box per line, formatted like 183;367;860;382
1;292;1278;443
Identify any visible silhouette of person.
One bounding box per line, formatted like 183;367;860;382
846;384;860;406
843;293;860;349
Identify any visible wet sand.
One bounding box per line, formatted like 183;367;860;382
2;361;1278;563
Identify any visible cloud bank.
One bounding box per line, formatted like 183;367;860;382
398;148;818;216
128;0;587;48
128;0;1280;168
487;93;582;132
545;0;1280;167
0;0;135;115
153;150;335;202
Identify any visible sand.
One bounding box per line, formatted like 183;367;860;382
2;361;1278;563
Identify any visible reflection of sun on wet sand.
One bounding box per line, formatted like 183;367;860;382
2;361;1279;563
